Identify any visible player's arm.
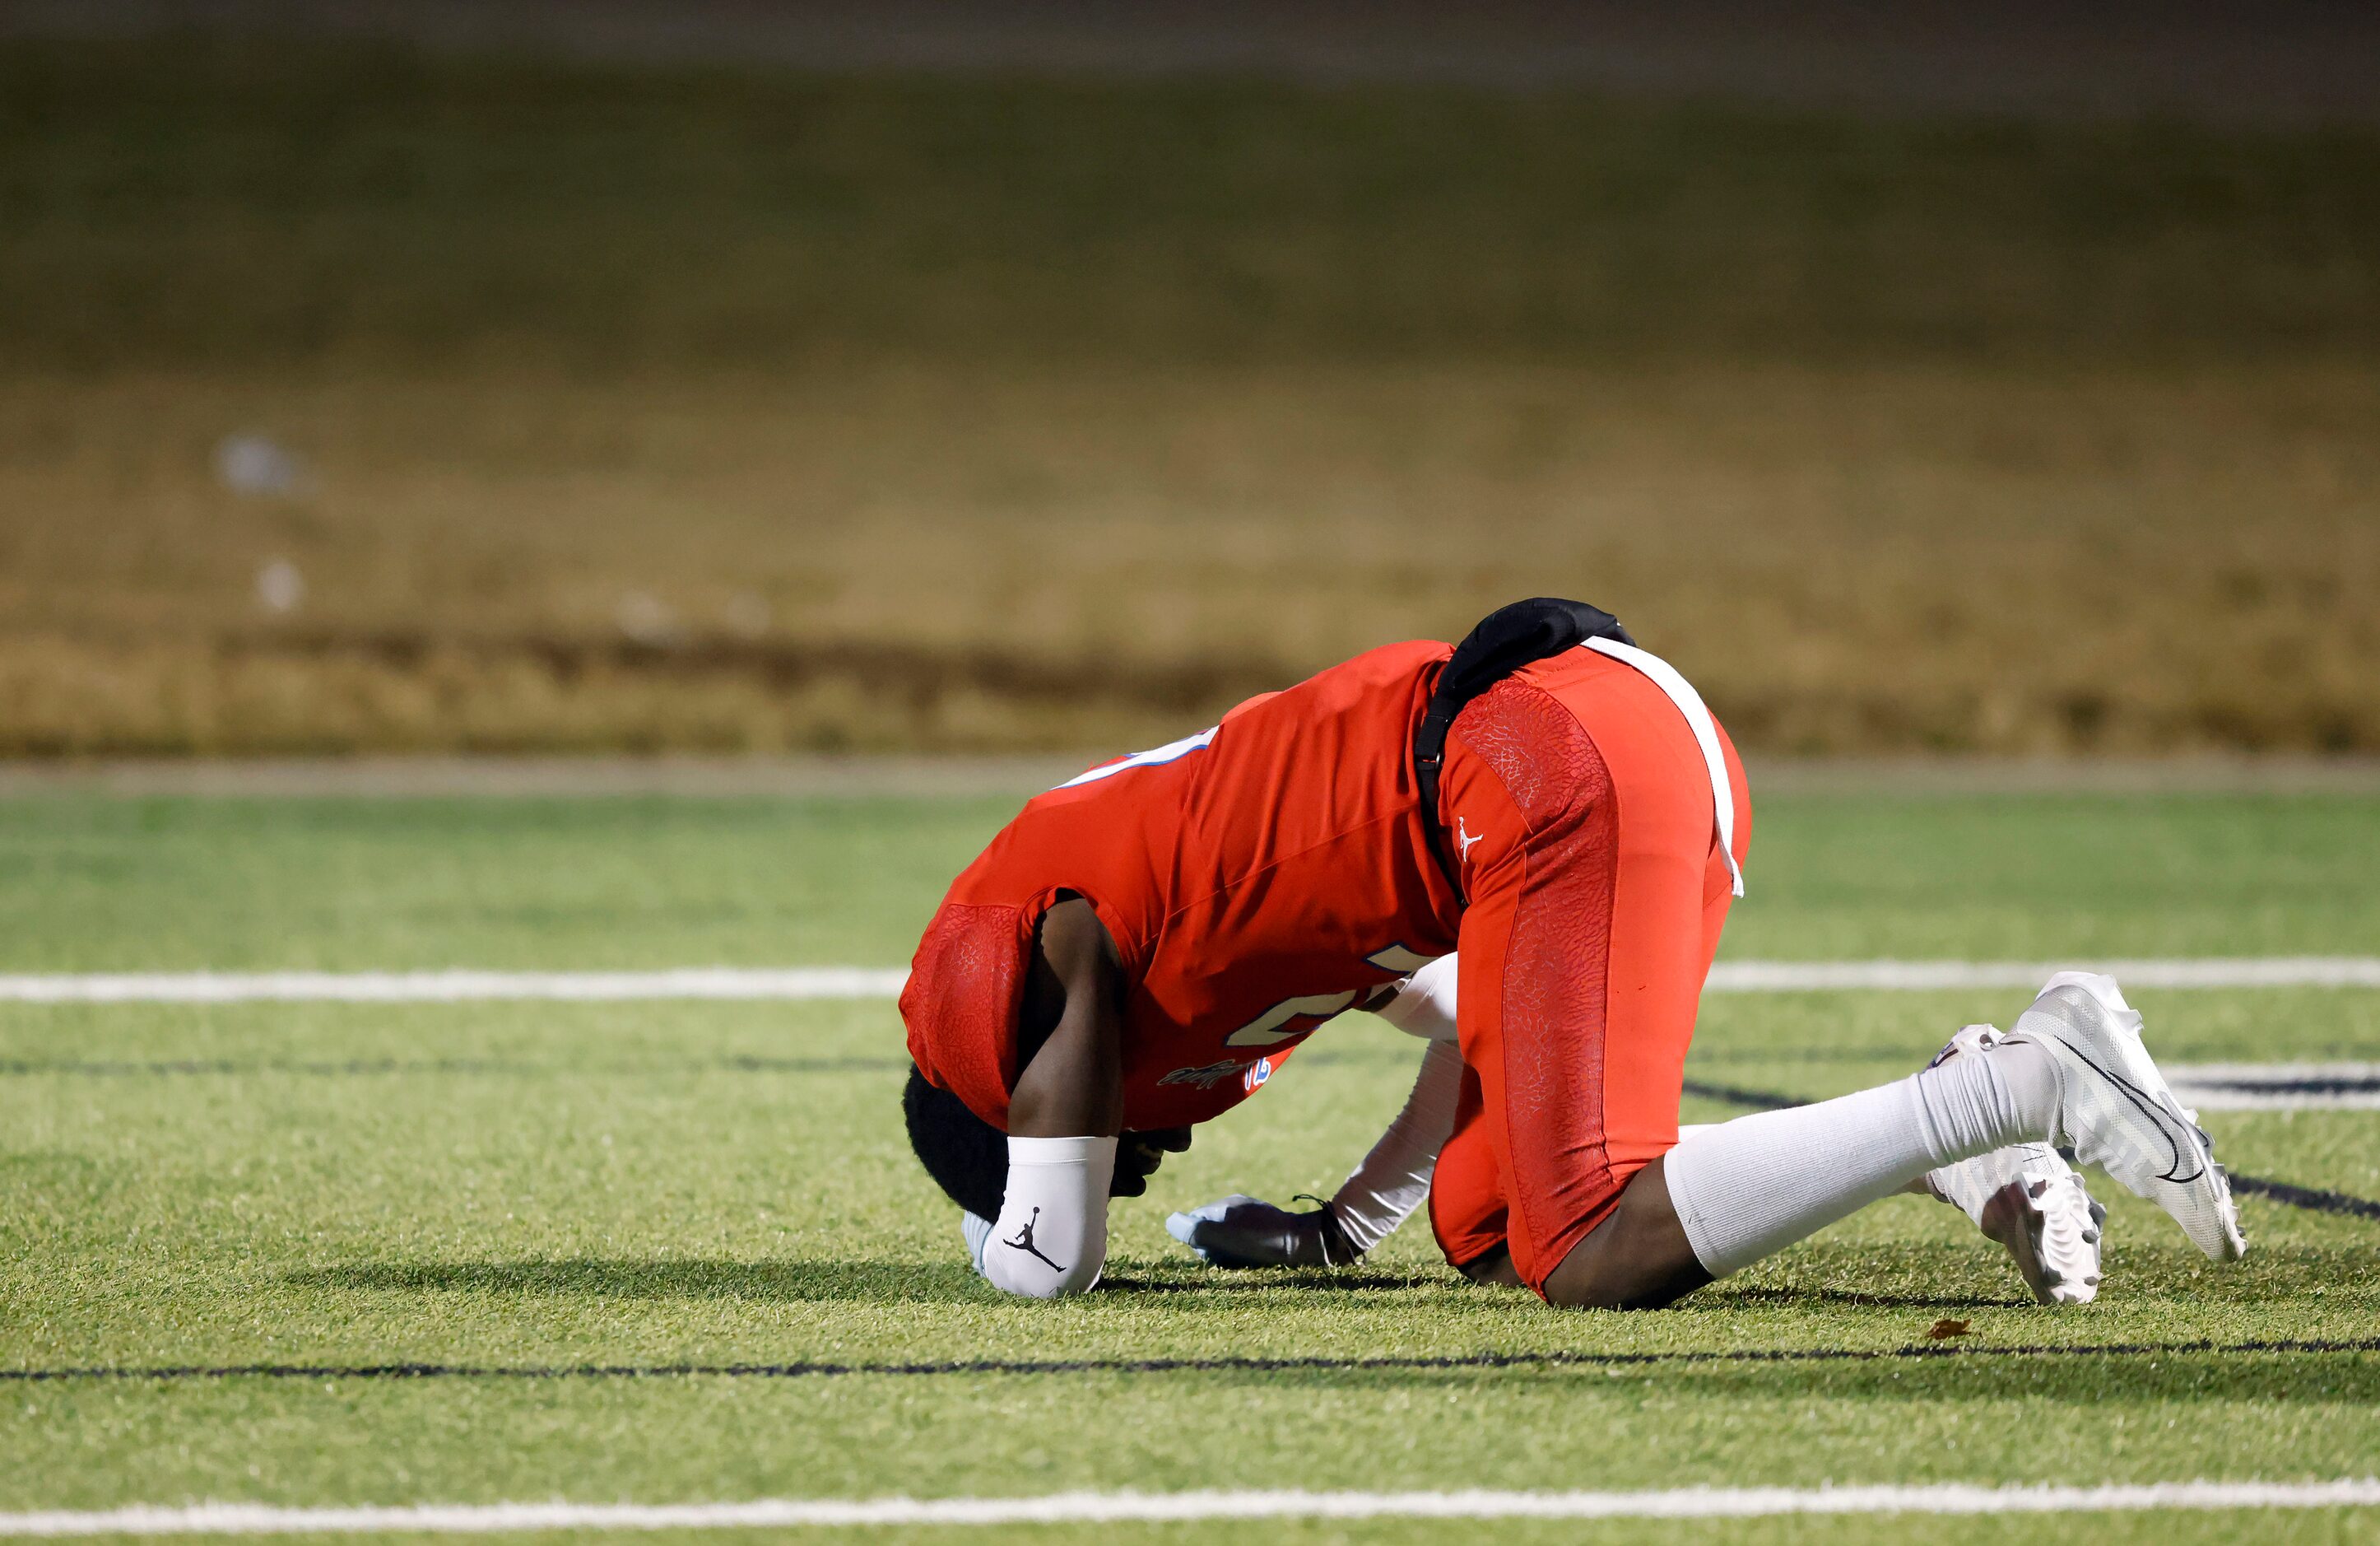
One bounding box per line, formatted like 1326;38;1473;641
1169;957;1463;1269
979;897;1127;1297
1010;897;1126;1136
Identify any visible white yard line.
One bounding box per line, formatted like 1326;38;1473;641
5;1482;2378;1534
2167;1063;2380;1111
2;959;2378;1004
1704;958;2380;991
0;969;910;1004
0;757;1086;801
6;756;2377;800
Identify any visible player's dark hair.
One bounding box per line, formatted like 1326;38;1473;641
903;1066;1008;1221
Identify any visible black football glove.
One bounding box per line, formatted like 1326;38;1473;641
1109;1126;1193;1197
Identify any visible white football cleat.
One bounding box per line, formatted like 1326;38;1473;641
1919;1024;2106;1304
2006;971;2247;1263
1976;1168;2106;1306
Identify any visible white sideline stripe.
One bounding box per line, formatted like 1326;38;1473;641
0;970;910;1004
2176;1091;2380;1111
2;958;2378;1004
6;1483;2380;1534
2168;1062;2380;1111
1704;957;2380;991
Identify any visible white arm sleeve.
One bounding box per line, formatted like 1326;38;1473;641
980;1135;1117;1298
1329;1036;1465;1253
1372;954;1458;1041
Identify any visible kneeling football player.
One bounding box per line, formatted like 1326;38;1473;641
1167;956;2114;1306
899;598;2246;1305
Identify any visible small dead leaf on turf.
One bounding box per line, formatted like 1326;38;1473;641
1927;1318;1973;1339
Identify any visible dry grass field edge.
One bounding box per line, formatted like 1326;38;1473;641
2;40;2375;755
7;361;2374;757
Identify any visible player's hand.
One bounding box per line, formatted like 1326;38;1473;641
1166;1194;1358;1269
1110;1127;1192;1198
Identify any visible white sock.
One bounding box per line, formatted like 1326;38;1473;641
1664;1042;2056;1277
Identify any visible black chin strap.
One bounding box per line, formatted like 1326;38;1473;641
1413;597;1633;891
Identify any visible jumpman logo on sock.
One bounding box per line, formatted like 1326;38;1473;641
1002;1207;1065;1272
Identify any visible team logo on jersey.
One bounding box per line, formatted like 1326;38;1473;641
1159;1059;1248;1091
1240;1056;1276;1093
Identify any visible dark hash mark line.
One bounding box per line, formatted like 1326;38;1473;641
1681;1080;2380;1223
12;1064;2373;1218
2232;1175;2380;1222
1690;1047;1936;1066
1680;1078;1811;1111
7;1336;2378;1385
0;1052;1413;1078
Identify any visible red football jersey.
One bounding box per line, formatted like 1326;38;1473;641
902;640;1463;1131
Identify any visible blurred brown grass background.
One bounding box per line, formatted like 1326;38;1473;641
2;37;2376;756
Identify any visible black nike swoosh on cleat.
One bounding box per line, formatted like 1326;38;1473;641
2055;1042;2207;1186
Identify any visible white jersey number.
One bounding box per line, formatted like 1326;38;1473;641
1220;947;1442;1046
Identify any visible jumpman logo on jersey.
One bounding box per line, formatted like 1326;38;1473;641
1456;817;1485;862
1002;1207;1065;1272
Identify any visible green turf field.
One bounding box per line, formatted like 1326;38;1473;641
2;789;2377;1542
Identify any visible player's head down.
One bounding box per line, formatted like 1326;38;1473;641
904;1065;1192;1224
902;1067;1008;1222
